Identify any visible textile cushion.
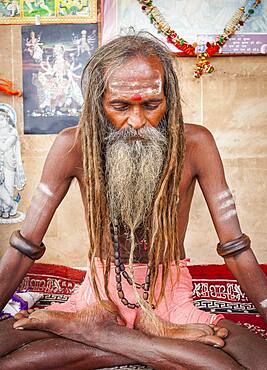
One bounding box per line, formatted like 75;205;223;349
17;263;267;340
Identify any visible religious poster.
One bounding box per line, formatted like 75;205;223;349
0;0;97;24
22;23;98;134
103;0;267;55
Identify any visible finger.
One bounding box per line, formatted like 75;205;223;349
197;335;225;348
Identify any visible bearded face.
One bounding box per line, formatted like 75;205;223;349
105;122;167;230
102;56;168;231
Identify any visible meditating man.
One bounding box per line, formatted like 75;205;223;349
0;34;267;370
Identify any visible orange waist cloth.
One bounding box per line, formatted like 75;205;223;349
47;259;224;328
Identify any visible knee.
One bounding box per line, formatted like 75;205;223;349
218;320;267;369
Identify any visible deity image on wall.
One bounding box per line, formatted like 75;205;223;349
22;24;98;134
57;0;90;16
0;0;97;24
23;0;55;17
0;103;26;224
0;0;21;17
22;23;98;134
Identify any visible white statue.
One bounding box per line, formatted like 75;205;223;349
0;104;26;223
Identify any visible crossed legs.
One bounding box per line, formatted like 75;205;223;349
0;302;266;370
0;317;239;370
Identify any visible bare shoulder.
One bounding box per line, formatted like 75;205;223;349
184;123;215;148
54;126;80;150
54;126;82;156
47;126;82;178
184;123;220;176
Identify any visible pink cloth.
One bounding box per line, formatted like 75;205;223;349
47;259;224;328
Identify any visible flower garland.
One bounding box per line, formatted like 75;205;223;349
137;0;261;78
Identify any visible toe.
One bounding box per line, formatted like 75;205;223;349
198;335;225;348
13;311;48;331
13;317;40;330
213;326;228;338
197;324;214;336
14;309;35;320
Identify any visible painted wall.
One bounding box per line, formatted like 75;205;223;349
0;26;266;266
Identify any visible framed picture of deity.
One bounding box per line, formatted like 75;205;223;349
0;0;97;24
22;23;98;134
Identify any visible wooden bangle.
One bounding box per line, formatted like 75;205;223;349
217;234;251;258
9;230;46;260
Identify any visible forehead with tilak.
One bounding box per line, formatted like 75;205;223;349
105;56;165;99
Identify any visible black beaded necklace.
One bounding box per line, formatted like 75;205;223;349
111;223;151;309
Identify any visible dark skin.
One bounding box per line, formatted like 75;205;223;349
0;56;266;370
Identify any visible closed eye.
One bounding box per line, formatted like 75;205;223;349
111;103;129;111
142;103;161;110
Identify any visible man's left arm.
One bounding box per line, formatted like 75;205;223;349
193;125;267;323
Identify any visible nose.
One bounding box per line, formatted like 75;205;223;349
127;106;146;130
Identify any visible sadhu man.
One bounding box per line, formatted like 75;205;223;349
0;34;266;370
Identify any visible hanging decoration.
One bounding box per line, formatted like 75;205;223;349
0;79;22;97
137;1;262;78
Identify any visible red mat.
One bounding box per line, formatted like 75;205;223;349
189;264;267;339
17;263;267;340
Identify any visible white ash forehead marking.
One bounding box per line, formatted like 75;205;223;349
219;198;235;210
110;80;162;88
217;189;232;201
220;209;237;221
109;79;162;96
260;298;267;308
37;183;53;197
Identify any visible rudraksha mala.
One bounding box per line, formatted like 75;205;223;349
111;223;151;309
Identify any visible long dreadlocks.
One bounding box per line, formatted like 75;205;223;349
78;32;185;313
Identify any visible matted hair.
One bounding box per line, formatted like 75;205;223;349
78;32;185;308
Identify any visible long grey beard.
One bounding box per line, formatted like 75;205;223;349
105;124;167;231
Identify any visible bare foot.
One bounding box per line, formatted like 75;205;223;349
13;300;120;347
134;309;228;348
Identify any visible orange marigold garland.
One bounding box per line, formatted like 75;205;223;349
137;0;262;78
0;79;22;97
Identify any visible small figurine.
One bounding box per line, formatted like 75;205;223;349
0;104;26;224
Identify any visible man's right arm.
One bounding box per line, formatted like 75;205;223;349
0;128;79;311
